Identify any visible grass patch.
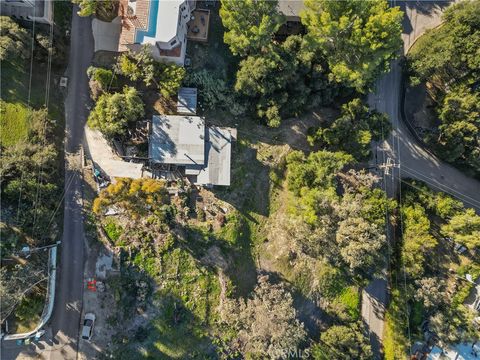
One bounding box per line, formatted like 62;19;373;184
113;246;220;358
336;286;360;321
0;102;30;146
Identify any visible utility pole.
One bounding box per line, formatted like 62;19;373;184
378;157;399;176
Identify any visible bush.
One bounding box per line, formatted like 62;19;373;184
185;69;246;116
103;219;122;243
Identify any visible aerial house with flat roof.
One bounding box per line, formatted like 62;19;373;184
149;115;233;186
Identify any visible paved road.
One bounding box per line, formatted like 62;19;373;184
1;9;93;360
363;1;480;358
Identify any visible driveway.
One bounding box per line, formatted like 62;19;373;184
92;17;121;52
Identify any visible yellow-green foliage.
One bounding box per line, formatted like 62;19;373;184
401;203;437;278
93;178;168;216
383;288;409;360
0;101;30;146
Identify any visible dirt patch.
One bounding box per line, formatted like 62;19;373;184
405;83;438;129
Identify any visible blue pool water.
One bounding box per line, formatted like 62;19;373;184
135;0;160;43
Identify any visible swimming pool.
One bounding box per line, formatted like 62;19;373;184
135;0;160;43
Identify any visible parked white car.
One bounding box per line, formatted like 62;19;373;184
81;313;95;340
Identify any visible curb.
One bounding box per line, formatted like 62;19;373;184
3;247;58;341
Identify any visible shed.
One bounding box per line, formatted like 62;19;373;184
177;87;198;115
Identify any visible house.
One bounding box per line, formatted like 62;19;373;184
277;0;305;38
149;115;233;186
0;0;53;24
118;0;196;65
278;0;304;22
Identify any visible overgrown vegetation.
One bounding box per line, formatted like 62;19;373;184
407;0;480;176
219;0;403;126
1;7;69;330
384;180;480;359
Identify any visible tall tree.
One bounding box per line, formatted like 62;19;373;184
407;0;480;89
0;16;31;61
301;0;403;92
441;208;480;250
220;0;285;56
312;323;373;359
336;216;386;278
235;35;334;127
220;275;306;359
72;0;117;18
286;150;353;196
401;204;437;278
310;98;391;160
437;85;480;172
87;86;144;139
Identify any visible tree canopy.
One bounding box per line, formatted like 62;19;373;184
0;16;31;61
87;86;144;139
220;0;285;56
441;208;480;250
309;98;391;160
407;1;480;174
286;150;353;197
401;204;437;278
301;0;403;92
117;49;186;98
220;275;306;359
72;0;117;19
312;323;373;359
336;217;386;277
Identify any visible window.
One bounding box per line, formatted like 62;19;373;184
170;39;177;46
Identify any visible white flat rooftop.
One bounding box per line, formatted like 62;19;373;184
150;115;205;165
142;0;183;44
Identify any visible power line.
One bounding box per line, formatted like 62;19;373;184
400;165;480;209
15;3;38;225
31;3;55;240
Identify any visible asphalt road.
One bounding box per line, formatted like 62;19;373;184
363;1;480;358
0;9;93;360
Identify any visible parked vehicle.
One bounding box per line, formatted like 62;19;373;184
81;313;95;340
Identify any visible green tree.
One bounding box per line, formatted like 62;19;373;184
301;0;403;92
72;0;117;18
87;86;144;139
437;85;480;172
312;323;373;359
0;16;31;61
72;0;96;16
441;208;480;250
117;53;143;82
235;35;334;127
117;50;185;98
156;62;186;98
336;216;386;278
401;204;437;278
220;275;306;359
87;66;116;90
286;150;353;196
220;0;285;56
312;99;391;160
407;1;480;88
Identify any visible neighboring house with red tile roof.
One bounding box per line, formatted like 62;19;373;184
118;0;196;65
